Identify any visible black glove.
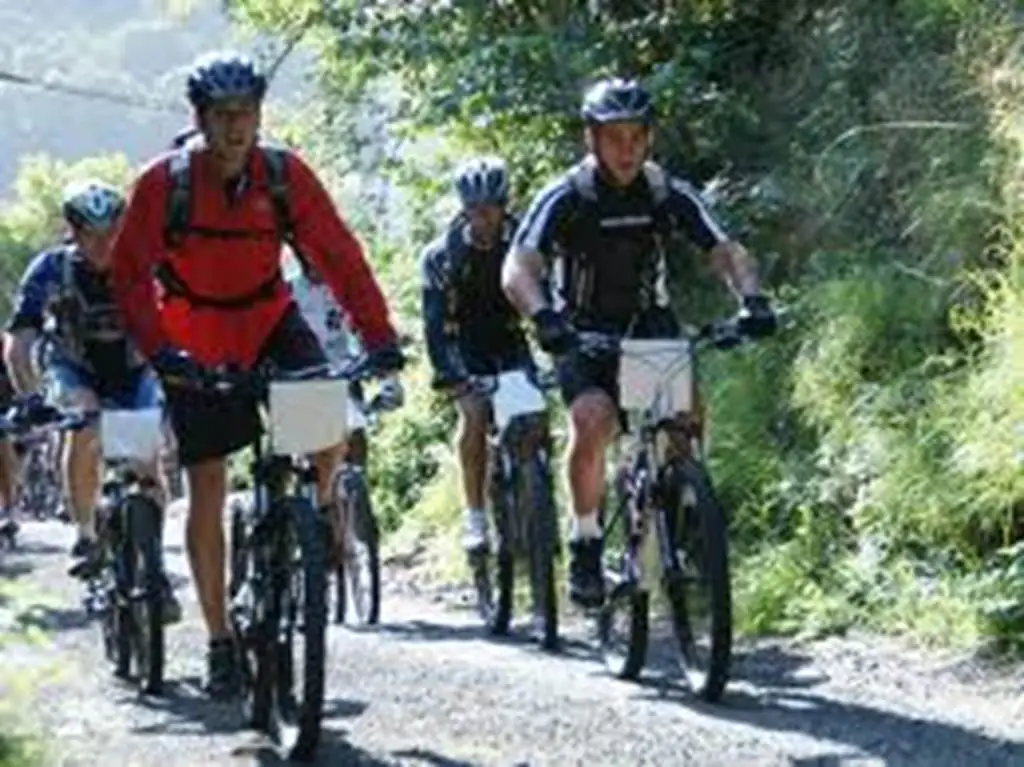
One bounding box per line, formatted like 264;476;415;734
150;345;205;385
365;341;406;376
531;308;576;356
737;294;777;338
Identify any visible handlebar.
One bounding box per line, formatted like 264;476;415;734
575;316;748;357
169;358;404;415
0;406;98;438
464;367;558;399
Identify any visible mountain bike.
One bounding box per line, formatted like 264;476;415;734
466;368;560;649
331;369;403;626
220;359;387;762
89;406;171;695
0;405;170;693
12;427;64;521
580;318;754;702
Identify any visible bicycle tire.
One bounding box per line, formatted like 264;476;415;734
334;469;381;626
486;446;514;636
526;452;558;650
597;475;650;679
663;458;732;702
118;495;165;695
261;497;328;762
228;499;273;729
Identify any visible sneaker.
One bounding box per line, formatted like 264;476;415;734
567;537;604;608
461;509;489;554
161;577;183;625
204;637;240;700
0;514;18;539
68;538;102;579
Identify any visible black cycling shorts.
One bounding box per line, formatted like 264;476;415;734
460;335;533;377
164;303;329;467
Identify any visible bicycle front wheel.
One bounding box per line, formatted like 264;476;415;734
661;458;732;702
266;497;328;763
114;495;165;695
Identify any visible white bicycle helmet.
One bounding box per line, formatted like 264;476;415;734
453;156;510;208
61;180;125;231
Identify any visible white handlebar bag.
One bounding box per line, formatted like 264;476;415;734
491;370;547;432
617;339;694;415
268;378;350;456
100;408;165;461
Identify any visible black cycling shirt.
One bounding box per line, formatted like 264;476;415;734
514;156;730;333
420;215;526;378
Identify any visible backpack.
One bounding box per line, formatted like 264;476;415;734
159;143;305;309
569;159;670;207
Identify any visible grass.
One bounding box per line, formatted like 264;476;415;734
0;578;51;767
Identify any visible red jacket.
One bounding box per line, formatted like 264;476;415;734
110;146;396;368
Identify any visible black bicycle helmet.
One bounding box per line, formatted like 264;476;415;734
453;156;510;207
186;50;267;109
581;78;654;125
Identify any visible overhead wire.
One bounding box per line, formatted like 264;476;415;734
0;68;187;114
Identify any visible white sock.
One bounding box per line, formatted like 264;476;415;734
571;511;602;540
77;520;96;542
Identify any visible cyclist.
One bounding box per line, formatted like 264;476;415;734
502;78;777;608
2;180;181;621
288;257;389;555
421;157;539;554
109;50;404;698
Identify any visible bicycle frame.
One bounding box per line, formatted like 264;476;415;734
595;334;708;596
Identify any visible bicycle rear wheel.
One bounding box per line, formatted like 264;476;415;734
263;497;328;762
333;468;381;626
661;458;732;702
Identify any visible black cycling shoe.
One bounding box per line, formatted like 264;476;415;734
568;537;605;609
204;637;241;700
0;516;18;539
68;538;102;579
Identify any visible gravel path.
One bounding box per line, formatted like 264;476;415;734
1;504;1022;766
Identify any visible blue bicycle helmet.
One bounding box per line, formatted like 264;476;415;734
453;157;510;208
186;50;267;109
61;180;125;231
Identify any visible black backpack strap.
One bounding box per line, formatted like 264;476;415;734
163;147;193;250
260;146;296;248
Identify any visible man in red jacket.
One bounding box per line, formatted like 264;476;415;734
110;50;404;698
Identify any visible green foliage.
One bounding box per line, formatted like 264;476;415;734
218;0;1024;649
0;0;1020;651
0;152;133;316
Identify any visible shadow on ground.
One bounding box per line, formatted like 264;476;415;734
14;603;93;632
368;617;595;661
129;678;368;742
627;638;1022;765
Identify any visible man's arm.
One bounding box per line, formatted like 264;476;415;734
420;245;466;385
3;251;59;395
285;153;397;351
109;164;170;358
665;176;763;298
709;241;761;298
501;177;572;317
501;245;549;317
